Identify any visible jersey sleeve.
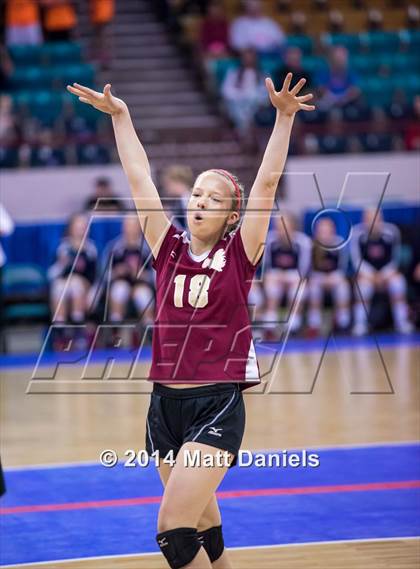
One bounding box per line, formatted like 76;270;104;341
230;227;264;279
152;223;180;273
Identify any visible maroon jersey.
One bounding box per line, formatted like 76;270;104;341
149;223;262;391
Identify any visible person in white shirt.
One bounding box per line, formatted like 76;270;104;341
229;0;285;55
0;202;14;354
221;48;268;138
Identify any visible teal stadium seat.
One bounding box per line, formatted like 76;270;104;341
301;55;328;79
351;54;379;76
40;42;82;64
358;77;394;108
322;32;362;52
2;264;49;323
10;67;51;90
8;44;44;66
360;31;400;53
399;29;420;52
287;35;313;55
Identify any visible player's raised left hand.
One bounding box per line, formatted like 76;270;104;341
265;73;315;115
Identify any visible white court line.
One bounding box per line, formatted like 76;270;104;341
4;440;419;471
1;536;419;568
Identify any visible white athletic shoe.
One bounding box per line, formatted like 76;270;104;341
352;322;368;336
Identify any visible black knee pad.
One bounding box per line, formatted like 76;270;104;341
156;527;201;569
197;524;224;562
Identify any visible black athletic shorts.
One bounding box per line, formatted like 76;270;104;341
145;382;245;468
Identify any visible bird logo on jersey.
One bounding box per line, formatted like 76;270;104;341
202;249;226;272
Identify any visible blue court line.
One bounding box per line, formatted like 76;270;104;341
0;332;419;370
0;444;419;565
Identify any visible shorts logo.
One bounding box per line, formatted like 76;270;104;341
208;426;223;437
158;537;169;547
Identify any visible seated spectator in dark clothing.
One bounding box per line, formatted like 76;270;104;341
103;216;154;328
351;208;413;335
316;46;360;111
405;95;420;151
275;47;311;91
199;0;229;58
229;0;285;56
160;164;193;230
48;212;97;350
0;46;14;92
221;48;268;139
84;176;125;211
0;95;19;146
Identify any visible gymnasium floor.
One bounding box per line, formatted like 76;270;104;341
1;333;419;568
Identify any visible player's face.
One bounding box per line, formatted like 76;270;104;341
363;209;383;233
69;215;88;241
187;172;238;238
315;218;335;242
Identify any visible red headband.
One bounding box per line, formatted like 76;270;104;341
210;169;241;211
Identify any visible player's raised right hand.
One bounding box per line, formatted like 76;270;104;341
66;83;126;116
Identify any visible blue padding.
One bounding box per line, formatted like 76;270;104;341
1;219;123;270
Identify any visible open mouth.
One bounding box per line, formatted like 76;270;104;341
194;212;204;222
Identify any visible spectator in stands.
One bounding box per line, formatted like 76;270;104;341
316;46;360;112
90;0;114;69
84;176;125;211
30;128;65;167
275;47;311;92
160;164;193;230
48;212;97;350
307;217;351;335
5;0;43;46
199;0;229;58
0;203;15;352
350;208;413;335
0;46;14;92
327;10;345;33
408;221;420;328
0;95;19;146
290;11;307;35
262;212;312;336
405;95;420;151
41;0;77;42
229;0;286;56
221;48;268;143
104;216;154;330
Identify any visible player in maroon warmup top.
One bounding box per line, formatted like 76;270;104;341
68;73;314;569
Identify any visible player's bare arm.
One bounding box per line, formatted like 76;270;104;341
240;72;315;265
66;82;170;258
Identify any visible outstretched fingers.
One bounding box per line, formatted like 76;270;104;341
282;72;293;92
297;93;314;103
299;103;316;111
72;82;99;97
290;77;306;95
265;77;276;96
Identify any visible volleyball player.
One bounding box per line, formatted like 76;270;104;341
263;211;312;337
105;216;154;326
307;216;351;334
48;212;97;350
351;208;413;335
67;72;314;569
